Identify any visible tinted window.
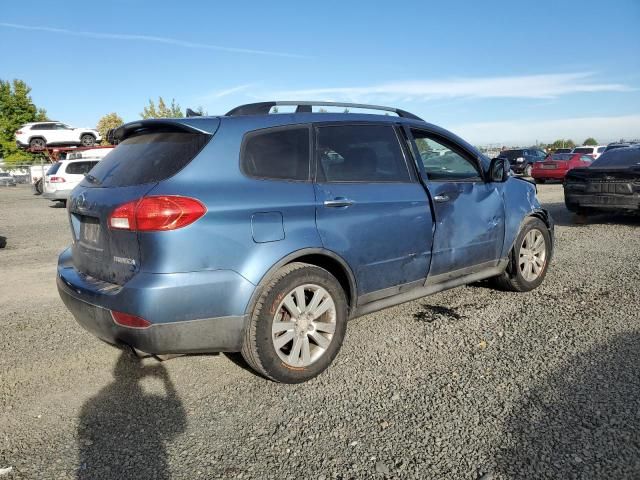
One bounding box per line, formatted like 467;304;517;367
65;161;98;175
590;148;640;168
573;147;594;154
497;149;523;160
412;130;481;181
241;127;310;181
32;124;52;130
597;146;606;153
46;162;62;175
580;156;593;163
316;125;409;182
551;153;573;161
85;131;210;187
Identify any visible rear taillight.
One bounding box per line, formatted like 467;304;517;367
49;176;66;183
108;195;206;232
111;310;151;329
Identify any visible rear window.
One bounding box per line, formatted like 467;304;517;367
590;148;640;168
573;147;594;154
84;131;210;187
47;162;62;175
241;127;310;181
65;161;98;175
551;153;573;161
497;150;523;160
316;125;410;182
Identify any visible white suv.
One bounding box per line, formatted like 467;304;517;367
15;122;102;150
42;150;110;203
572;145;607;159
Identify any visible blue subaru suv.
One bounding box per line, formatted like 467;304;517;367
57;101;553;383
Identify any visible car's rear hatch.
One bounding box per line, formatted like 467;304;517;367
67;119;218;285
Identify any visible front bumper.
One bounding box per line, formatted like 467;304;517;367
57;249;254;354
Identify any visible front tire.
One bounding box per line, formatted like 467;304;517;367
80;134;96;147
241;262;348;383
493;217;551;292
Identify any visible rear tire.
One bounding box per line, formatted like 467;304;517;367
492;217;551;292
34;178;43;195
29;138;46;150
80;134;96;147
241;262;348;383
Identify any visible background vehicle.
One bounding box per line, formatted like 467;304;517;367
572;145;606;159
15;122;101;150
554;148;573;154
532;153;593;183
57;101;554;383
564;145;640;214
497;148;547;176
43;158;100;204
603;142;638;153
0;172;16;187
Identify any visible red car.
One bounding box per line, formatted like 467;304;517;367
532;153;593;183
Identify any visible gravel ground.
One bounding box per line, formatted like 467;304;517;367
0;183;639;480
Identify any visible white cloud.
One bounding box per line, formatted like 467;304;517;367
271;72;632;101
448;114;640;145
200;84;255;101
0;22;308;58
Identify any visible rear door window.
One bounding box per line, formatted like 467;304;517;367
316;124;410;182
84;131;210;187
241;126;310;181
65;161;97;175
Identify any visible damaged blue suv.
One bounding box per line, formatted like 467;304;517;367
57;101;553;383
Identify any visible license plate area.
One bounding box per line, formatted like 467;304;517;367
79;216;103;250
542;164;556;169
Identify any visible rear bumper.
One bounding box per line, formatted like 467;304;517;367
57;248;254;353
532;169;567;180
564;192;640;211
43;189;70;200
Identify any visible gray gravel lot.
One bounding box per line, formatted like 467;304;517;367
1;183;639;479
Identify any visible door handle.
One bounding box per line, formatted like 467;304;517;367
433;194;450;203
324;198;354;208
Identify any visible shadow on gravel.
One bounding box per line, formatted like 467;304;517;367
495;332;640;479
77;351;186;480
413;304;467;323
543;201;640;228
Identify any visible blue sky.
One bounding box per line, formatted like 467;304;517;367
2;0;639;144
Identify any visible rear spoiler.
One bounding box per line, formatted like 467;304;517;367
109;119;216;144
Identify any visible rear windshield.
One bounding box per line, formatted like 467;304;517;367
84;131;210;187
590;148;640;168
551;153;573;161
573;147;594;154
497;150;523;159
555;148;572;153
47;162;62;175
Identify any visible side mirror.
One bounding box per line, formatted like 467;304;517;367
489;157;510;182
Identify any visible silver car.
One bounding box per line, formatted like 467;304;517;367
0;172;16;187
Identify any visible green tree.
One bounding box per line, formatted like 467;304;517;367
96;113;124;145
549;139;576;151
582;137;597;146
0;79;48;165
140;97;183;119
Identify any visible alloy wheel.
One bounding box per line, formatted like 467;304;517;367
271;284;337;367
519;228;547;282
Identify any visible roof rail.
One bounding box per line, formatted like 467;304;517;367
225;101;424;121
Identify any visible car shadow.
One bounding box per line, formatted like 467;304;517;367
494;331;640;478
77;350;187;479
542;201;640;228
48;202;66;209
0;236;6;248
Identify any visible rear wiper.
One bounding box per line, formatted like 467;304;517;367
85;174;101;185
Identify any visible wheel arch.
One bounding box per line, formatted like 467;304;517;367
244;248;357;317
